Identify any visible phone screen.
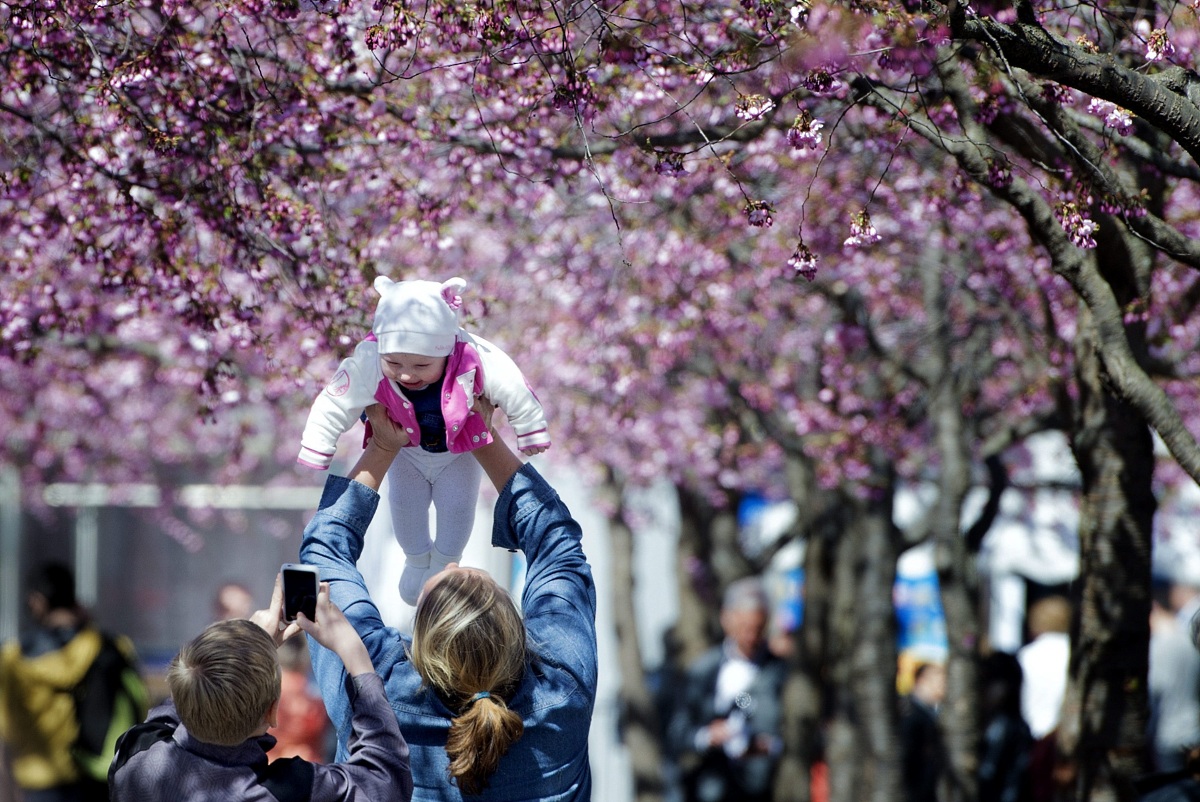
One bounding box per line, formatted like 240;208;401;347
282;566;318;622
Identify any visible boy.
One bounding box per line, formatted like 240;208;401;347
109;573;412;802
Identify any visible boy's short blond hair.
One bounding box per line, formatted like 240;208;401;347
167;619;281;746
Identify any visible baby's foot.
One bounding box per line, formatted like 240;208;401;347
429;546;463;575
399;551;432;606
417;547;464;593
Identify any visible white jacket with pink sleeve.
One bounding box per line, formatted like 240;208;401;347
297;331;550;470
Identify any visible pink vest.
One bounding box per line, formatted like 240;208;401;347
370;338;493;454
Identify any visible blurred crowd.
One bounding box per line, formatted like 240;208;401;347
0;566;332;802
6;561;1200;802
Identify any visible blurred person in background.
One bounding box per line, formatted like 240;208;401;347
1149;577;1200;773
671;577;787;802
212;581;256;622
978;651;1033;802
0;562;146;802
900;661;947;802
1016;596;1071;743
268;636;333;763
1017;595;1072;802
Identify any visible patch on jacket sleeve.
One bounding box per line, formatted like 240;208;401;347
325;370;351;397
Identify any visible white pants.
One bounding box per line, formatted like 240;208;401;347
385;448;483;559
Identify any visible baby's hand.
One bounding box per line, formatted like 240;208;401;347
520;444;550;456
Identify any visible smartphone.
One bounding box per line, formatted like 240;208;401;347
281;563;319;622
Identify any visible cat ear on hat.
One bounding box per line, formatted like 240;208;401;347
440;277;467;310
374;275;397;295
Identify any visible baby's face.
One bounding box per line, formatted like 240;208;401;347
381;353;447;391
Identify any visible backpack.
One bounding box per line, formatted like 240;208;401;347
72;633;150;782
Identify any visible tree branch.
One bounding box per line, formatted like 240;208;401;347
952;14;1200;166
853;65;1200;486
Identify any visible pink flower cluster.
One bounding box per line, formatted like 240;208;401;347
786;110;825;154
1097;191;1149;218
1041;83;1072;105
987;160;1013;189
654;152;687;177
844;210;881;248
745;200;775;227
802;68;839;95
1145;28;1176;62
365;16;420;50
788;243;819;281
1055;201;1099;249
739;0;777;20
736;94;775;121
1086;98;1134;136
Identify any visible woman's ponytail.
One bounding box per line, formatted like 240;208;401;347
446;693;524;795
410;570;528;794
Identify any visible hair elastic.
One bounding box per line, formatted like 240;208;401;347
471;691;491;703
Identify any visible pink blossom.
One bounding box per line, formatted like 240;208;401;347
976;95;1001;125
786;111;825;154
1146;28;1176;62
745;200;774;227
987;160;1013;189
1042;83;1072;105
736;94;775;121
801;68;840;95
1055;201;1099;249
844;210;881;248
654;152;687;177
1086;98;1134;136
788;243;819;281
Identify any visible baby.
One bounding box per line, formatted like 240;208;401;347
298;276;550;605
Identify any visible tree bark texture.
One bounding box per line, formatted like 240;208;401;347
923;237;983;802
774;452;843;802
1062;305;1155;802
824;467;902;802
674;486;750;665
603;475;668;802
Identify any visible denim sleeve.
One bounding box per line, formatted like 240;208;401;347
299;475;410;745
492;464;598;688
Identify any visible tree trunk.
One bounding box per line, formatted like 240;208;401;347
674;486;749;666
774;451;839;802
602;474;667;802
1062;305;1155;802
825;464;902;802
922;238;982;802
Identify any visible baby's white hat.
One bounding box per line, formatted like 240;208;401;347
373;276;466;357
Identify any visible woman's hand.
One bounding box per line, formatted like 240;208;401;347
348;405;408;491
472;396;496;434
364;404;410;452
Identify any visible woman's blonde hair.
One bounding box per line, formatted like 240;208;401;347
411;570;527;795
167;619;280;746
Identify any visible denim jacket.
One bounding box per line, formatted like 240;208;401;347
300;464;597;802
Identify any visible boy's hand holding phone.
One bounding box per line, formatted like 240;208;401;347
295;582;374;677
249;573;303;646
253;569;374;677
282;563;319;622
